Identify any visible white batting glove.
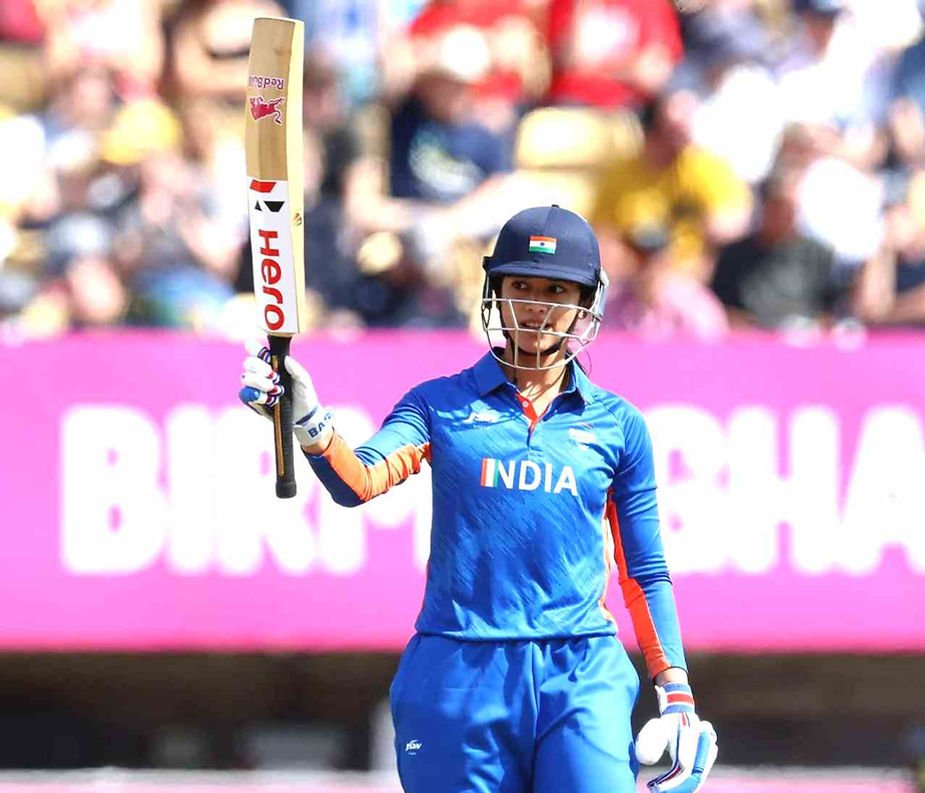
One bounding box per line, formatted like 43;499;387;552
635;683;718;793
238;338;334;447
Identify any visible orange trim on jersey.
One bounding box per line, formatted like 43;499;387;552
322;432;431;502
606;498;671;679
598;512;616;624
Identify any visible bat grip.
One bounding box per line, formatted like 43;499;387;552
269;335;297;499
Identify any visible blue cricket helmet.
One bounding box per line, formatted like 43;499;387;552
482;205;603;288
480;205;608;371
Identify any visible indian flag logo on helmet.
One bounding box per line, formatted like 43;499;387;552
528;235;557;255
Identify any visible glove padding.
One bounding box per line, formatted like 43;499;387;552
635;683;718;793
238;339;333;447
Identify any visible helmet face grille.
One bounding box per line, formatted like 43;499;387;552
479;275;607;371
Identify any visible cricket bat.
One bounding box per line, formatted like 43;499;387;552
245;17;307;499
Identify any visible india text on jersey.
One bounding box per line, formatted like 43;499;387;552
479;458;578;496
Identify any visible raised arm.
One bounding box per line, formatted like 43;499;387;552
305;390;431;507
239;340;431;508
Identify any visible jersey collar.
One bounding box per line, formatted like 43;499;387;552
473;351;593;404
567;359;594;404
473;351;509;396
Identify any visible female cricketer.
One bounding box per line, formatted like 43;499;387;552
239;205;718;793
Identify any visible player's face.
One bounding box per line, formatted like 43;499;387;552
499;276;584;357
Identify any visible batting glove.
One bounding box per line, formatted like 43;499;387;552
238;339;334;447
635;682;718;793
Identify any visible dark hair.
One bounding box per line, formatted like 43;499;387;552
758;166;802;202
638;98;659;133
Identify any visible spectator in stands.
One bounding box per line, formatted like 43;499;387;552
774;0;890;289
0;105;50;319
299;52;367;322
680;0;781;65
0;0;47;113
773;122;884;280
847;0;923;56
6;256;128;338
26;66;130;308
176;94;248;267
0;64;134;337
854;171;925;327
342;25;516;327
59;250;128;328
681;7;785;186
387;25;511;205
390;0;549;133
111;129;239;331
710;166;843;330
776;0;890;173
40;65;118;177
286;0;412;109
9;209;128;336
589;79;753;282
0;268;36;331
165;0;286;106
43;0;166;99
605;222;729;340
544;0;683;110
888;9;925;170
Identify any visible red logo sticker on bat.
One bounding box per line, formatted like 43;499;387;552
249;96;285;125
249;75;285;90
249;180;277;193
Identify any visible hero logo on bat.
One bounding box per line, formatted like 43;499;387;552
247;179;298;334
256;226;286;331
249;96;285;125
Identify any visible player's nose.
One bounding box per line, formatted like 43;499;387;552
518;301;545;323
520;285;547;306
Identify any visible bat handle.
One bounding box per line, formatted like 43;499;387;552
269;335;297;499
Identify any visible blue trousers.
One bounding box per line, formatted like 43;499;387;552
390;634;640;793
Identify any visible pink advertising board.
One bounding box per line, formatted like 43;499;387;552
1;331;923;651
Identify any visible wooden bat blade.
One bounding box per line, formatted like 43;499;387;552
245;16;306;499
245;16;306;338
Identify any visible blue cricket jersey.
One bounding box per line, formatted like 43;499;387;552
307;352;686;678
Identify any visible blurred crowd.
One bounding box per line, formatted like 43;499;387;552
3;0;925;340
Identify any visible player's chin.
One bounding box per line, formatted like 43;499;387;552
512;330;543;350
513;331;562;358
